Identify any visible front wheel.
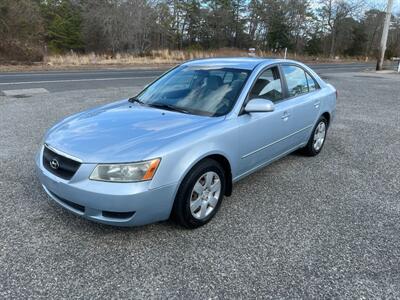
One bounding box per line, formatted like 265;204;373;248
172;159;225;229
301;116;328;156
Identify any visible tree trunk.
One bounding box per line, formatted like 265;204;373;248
365;26;378;58
329;28;336;58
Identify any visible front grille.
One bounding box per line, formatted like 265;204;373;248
43;146;81;180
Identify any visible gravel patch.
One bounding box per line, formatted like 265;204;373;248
0;72;399;298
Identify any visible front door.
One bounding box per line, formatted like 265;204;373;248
236;66;294;176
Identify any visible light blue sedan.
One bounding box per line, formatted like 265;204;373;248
36;58;336;228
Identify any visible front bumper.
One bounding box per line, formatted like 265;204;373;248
35;148;178;226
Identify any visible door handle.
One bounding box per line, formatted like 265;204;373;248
281;111;290;121
314;101;321;108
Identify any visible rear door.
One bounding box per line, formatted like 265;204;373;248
280;64;322;146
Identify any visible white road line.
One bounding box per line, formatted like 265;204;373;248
314;66;369;69
0;70;165;77
0;76;156;85
1;88;49;96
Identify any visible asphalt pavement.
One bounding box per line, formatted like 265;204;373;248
0;62;391;93
0;66;399;298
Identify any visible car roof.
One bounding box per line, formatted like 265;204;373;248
183;57;280;70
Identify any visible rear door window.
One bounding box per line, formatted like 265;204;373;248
282;65;309;97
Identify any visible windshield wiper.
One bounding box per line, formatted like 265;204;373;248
128;97;145;105
147;103;191;114
129;98;190;114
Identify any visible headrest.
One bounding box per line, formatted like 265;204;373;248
207;75;224;90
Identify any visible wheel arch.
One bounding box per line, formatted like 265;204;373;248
178;152;233;197
321;111;331;127
304;111;332;146
205;154;233;196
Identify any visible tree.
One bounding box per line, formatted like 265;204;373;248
318;0;365;57
361;9;385;57
41;0;84;53
385;11;400;59
0;0;44;62
248;0;295;51
285;0;314;54
341;18;367;56
1;0;399;61
81;0;157;53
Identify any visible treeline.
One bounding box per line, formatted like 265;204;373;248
1;0;399;62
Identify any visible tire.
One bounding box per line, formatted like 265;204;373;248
301;116;328;156
172;158;226;229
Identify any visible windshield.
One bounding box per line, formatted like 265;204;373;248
136;66;250;116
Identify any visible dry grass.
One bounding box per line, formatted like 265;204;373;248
46;49;360;67
46;49;254;67
0;49;363;72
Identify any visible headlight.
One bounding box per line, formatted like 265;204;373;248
89;158;160;182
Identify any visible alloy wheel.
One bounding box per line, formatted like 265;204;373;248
313;121;326;151
190;171;221;220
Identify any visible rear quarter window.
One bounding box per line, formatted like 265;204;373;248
306;72;319;92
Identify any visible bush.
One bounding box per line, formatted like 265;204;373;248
0;41;44;63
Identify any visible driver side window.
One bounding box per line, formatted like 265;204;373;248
249;67;283;102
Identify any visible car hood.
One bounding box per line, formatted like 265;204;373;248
45;100;221;163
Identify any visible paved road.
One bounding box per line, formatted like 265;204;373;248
0;68;166;93
0;62;389;93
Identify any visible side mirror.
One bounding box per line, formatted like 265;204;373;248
244;98;275;113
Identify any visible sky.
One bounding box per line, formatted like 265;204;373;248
309;0;400;15
362;0;399;12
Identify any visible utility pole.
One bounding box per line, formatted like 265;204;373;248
376;0;394;70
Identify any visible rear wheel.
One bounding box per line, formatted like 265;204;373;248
301;116;328;156
172;159;225;228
